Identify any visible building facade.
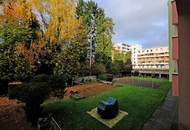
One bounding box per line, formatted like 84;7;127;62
131;45;169;77
113;42;131;54
168;0;179;96
131;44;142;69
169;0;190;129
136;47;169;70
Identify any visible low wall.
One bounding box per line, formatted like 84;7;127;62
77;76;97;82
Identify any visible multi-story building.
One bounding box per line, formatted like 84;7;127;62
112;42;131;63
113;42;131;54
131;44;142;69
114;43;169;75
136;47;169;70
131;45;169;78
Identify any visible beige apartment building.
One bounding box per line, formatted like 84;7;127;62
131;46;169;77
113;42;131;54
135;47;169;70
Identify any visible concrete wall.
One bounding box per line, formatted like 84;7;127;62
168;0;173;82
178;14;190;130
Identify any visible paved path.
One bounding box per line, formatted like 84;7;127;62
143;90;178;130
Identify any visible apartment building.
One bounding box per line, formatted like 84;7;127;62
113;42;131;54
136;47;169;70
131;44;169;71
131;44;142;69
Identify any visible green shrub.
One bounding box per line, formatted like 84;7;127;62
20;82;50;125
0;45;34;82
133;71;139;76
8;81;23;99
98;74;113;81
30;74;51;82
98;74;107;81
81;78;85;83
49;76;67;90
92;63;106;76
0;80;9;95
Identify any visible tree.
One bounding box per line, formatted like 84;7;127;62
76;0;114;74
95;10;114;59
112;50;132;75
0;0;41;80
0;44;33;81
32;0;84;45
0;0;87;78
31;0;87;76
53;40;87;82
0;0;40;46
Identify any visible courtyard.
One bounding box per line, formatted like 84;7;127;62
43;78;171;130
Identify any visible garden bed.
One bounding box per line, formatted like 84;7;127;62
64;83;114;98
0;97;32;130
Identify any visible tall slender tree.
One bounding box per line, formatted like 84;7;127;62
76;0;114;73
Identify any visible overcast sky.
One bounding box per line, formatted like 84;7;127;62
89;0;169;48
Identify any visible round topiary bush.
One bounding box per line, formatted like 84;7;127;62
49;76;67;90
20;82;50;125
98;74;113;82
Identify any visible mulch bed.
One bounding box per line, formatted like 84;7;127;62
0;97;32;130
64;83;114;98
0;97;22;106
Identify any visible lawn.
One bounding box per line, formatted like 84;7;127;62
43;78;171;130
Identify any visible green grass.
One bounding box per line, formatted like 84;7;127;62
43;78;171;130
131;76;169;83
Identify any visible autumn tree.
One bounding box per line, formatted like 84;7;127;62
0;0;40;46
31;0;87;77
0;0;40;83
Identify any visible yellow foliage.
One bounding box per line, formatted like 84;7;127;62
32;0;84;45
3;0;33;23
4;0;85;65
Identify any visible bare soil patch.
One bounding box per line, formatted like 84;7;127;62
64;83;114;98
0;97;33;130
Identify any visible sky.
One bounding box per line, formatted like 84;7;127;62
88;0;169;48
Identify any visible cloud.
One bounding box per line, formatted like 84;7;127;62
88;0;169;48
